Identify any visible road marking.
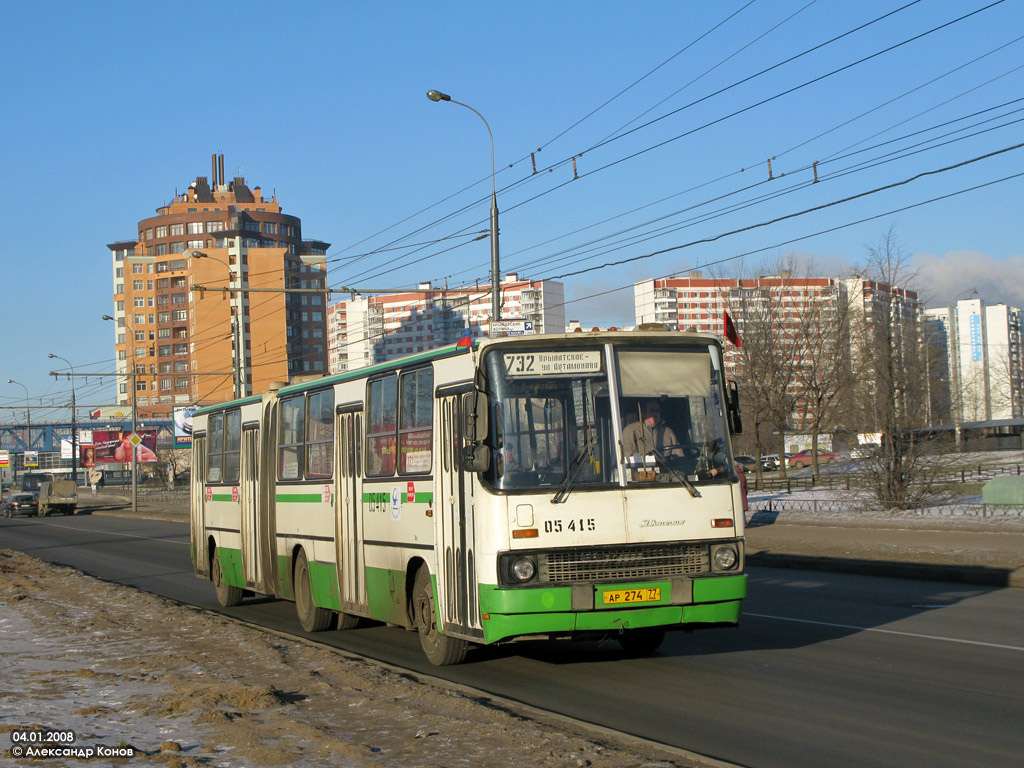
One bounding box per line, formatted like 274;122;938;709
35;520;189;546
745;612;1024;652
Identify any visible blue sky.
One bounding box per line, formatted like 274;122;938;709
2;0;1022;420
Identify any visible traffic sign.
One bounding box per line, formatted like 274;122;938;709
490;319;535;336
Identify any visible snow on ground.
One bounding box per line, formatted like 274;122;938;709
0;550;704;768
745;449;1024;526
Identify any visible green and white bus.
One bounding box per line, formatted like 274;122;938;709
190;330;747;665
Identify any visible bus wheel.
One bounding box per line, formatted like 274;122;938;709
294;550;332;632
617;627;666;656
412;567;468;666
212;551;243;608
336;612;360;630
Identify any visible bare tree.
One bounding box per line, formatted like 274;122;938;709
787;276;857;481
151;446;192;488
716;258;802;479
852;227;951;509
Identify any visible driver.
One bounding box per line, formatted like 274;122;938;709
622;400;681;458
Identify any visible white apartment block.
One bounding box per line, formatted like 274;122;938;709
634;273;922;431
924;300;1023;421
327;274;565;372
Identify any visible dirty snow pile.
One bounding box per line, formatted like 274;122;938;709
0;550;700;768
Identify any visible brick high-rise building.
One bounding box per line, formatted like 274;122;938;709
106;155;329;417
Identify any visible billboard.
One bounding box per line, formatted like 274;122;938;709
173;406;196;447
92;429;158;464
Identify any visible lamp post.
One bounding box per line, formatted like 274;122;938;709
47;354;78;486
102;314;139;514
426;89;501;322
6;379;29;481
191;249;243;398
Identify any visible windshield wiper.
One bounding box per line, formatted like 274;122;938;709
551;434;597;504
648;446;701;497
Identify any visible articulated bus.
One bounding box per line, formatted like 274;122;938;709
190;330;747;665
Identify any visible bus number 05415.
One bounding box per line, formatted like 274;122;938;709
544;518;596;533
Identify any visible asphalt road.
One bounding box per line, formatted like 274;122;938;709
3;513;1023;768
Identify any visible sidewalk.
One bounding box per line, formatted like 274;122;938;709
78;492;1024;588
745;513;1024;587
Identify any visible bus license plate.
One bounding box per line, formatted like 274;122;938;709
603;587;661;605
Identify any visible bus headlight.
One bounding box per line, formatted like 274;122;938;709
713;546;738;570
512;557;536;582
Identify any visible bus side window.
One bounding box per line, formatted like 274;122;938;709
306;389;334;479
223;409;241;483
207;412;224;484
366;375;397;476
279;397;305;480
398;368;433;474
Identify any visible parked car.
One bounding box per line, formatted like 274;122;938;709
760;454;780;471
3;492;39;517
787;449;839;468
734;455;758;470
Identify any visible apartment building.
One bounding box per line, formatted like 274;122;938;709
924;299;1023;422
106;155;329;417
634;273;922;431
327;274;565;372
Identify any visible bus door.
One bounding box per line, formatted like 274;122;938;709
240;423;267;591
257;396;280;596
436;391;483;640
335;408;367;611
191;434;209;576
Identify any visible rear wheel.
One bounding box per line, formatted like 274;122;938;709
412;567;468;666
617;627;666;656
294;550;332;632
212;551;243;607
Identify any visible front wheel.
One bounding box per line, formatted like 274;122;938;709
294;550;332;632
212;551;243;607
412;567;468;666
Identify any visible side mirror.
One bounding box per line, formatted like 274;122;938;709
726;380;743;435
463;391;489;443
461;444;491;472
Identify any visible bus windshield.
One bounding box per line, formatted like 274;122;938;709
482;342;735;492
615;346;735;485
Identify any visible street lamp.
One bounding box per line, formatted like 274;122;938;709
191;249;243;398
426;89;502;322
6;379;30;480
47;354;78;486
102;314;140;514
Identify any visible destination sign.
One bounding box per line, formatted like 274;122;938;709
503;350;602;377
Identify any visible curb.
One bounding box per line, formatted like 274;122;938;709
747;552;1023;588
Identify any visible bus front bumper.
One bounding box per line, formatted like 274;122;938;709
477;573;746;645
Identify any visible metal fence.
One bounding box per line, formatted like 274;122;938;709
749;464;1023;493
749;497;1024;519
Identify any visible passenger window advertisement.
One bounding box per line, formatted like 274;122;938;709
92;430;159;464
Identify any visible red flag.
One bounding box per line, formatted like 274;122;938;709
724;311;742;347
